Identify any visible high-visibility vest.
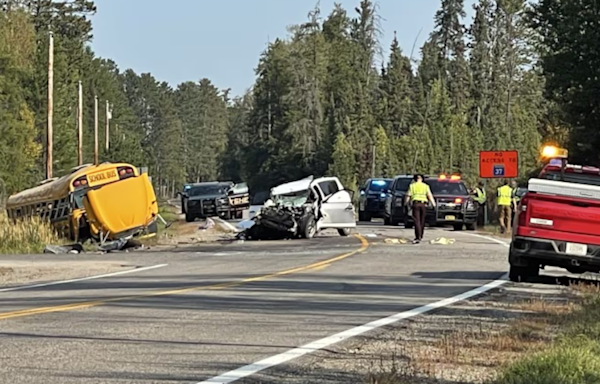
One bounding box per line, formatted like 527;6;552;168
497;185;513;206
475;188;487;204
409;181;430;203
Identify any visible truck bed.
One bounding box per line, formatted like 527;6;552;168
517;178;600;246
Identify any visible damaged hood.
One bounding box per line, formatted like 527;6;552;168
271;176;313;196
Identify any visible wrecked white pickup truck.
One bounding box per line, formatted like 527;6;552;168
240;176;356;240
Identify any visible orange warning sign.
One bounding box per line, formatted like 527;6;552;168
479;151;518;178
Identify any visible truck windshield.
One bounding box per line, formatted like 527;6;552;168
189;185;228;196
274;190;309;207
394;178;412;192
426;180;468;195
368;179;391;192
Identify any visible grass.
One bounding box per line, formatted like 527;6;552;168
0;212;61;254
492;294;600;384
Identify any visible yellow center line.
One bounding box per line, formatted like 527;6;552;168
0;235;369;321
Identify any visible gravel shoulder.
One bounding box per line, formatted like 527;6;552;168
0;260;134;288
243;280;576;384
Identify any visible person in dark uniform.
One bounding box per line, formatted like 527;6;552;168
405;174;436;244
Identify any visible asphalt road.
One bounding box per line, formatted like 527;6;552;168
0;223;509;384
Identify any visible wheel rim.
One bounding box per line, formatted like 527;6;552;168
307;221;316;237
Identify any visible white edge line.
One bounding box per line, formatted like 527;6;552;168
0;264;168;293
197;234;510;384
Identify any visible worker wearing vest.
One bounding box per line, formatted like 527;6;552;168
497;180;514;234
405;174;436;244
473;182;487;226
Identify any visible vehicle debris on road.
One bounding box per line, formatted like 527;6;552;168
430;237;456;245
384;238;408;244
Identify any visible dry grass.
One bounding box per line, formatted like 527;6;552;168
0;212;61;254
366;296;577;384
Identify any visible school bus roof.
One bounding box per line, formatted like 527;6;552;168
6;162;138;209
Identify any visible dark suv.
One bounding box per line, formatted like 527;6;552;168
383;175;414;226
358;178;392;221
404;175;478;231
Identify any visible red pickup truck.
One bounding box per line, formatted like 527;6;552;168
509;162;600;282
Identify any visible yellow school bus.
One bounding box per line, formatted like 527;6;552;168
6;162;159;243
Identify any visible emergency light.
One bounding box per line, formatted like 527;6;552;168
541;145;568;160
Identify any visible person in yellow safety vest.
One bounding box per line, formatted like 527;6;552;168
472;182;487;226
497;180;514;234
405;174;436;244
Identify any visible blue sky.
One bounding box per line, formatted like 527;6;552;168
90;0;476;97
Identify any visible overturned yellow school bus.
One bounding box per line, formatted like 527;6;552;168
6;162;159;243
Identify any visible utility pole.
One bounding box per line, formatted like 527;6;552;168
94;95;99;165
105;100;111;151
77;80;83;166
46;31;54;179
371;144;376;178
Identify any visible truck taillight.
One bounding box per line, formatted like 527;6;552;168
518;196;529;227
117;166;134;180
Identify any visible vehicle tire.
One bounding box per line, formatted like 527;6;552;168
466;222;477;231
185;213;195;223
338;228;351;237
390;217;400;226
509;265;539;282
403;218;414;229
453;224;464;231
384;216;391;225
300;214;317;239
359;211;366;222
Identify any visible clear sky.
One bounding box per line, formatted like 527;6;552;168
90;0;476;97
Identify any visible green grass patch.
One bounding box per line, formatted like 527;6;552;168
0;212;61;254
493;295;600;384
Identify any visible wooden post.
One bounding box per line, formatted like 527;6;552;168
94;96;99;165
105;100;110;151
46;31;54;179
77;80;83;165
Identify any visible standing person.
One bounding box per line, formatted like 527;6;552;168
405;174;436;244
497;179;514;234
472;182;487;226
511;180;520;213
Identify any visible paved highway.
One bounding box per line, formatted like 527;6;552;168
0;224;508;384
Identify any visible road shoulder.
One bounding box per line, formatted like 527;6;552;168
242;281;575;384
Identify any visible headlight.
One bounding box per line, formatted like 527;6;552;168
467;201;475;210
218;198;228;205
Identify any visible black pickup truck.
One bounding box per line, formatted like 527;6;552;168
181;181;250;222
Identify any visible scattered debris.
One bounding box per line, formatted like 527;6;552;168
384;238;408;244
98;238;129;252
199;218;215;230
363;234;378;238
43;243;84;254
430;237;456;245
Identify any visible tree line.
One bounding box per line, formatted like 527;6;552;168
0;0;594;198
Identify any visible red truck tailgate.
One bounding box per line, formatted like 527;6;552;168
523;179;600;241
